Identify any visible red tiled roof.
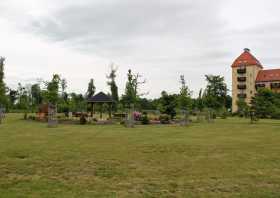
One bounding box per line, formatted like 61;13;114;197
256;69;280;82
231;49;263;68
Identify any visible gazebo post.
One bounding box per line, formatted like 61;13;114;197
91;103;94;117
109;103;112;119
100;103;103;119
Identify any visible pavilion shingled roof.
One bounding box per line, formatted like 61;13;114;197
88;92;114;103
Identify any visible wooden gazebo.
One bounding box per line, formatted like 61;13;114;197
87;92;115;119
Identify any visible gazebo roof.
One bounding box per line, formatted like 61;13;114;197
88;92;114;103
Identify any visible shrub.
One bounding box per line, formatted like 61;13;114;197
141;112;150;125
159;114;170;124
221;111;228;119
133;111;142;121
80;114;87;125
271;108;280;119
28;115;36;120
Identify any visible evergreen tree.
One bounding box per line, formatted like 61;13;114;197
159;91;177;119
251;88;280;119
107;65;119;111
8;89;18;108
31;83;42;106
107;66;119;102
203;75;227;110
178;75;192;110
196;88;204;111
86;78;96;99
0;57;7;108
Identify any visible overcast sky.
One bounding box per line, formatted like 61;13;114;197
1;0;280;98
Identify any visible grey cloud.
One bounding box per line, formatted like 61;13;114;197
5;0;280;97
27;0;225;60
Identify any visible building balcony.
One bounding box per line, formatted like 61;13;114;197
237;84;246;89
237;77;246;82
255;83;265;89
271;83;280;89
237;68;246;74
237;93;247;98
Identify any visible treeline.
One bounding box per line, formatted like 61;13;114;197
0;57;234;118
237;88;280;119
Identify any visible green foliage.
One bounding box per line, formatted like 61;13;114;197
69;93;86;112
79;114;87;125
178;75;192;111
194;88;205;111
0;57;8;108
203;75;227;110
141;112;150;125
138;98;157;110
43;74;61;105
107;65;119;111
220;107;228;119
31;83;42;106
86;78;96;99
159;114;171;124
158;91;177;119
251;88;280;119
121;69;146;108
225;95;232;111
8;89;18;107
122;69;137;107
16;83;30;110
237;98;250;117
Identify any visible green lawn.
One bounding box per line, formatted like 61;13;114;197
0;114;280;198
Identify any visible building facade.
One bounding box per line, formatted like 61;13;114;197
232;48;280;112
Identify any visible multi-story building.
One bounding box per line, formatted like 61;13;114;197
231;48;280;112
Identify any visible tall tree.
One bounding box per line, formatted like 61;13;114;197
8;89;18;107
31;83;42;106
17;83;30;118
44;74;61;105
196;88;204;111
107;65;119;102
60;78;68;104
86;78;96;99
61;78;67;94
159;91;177;119
0;57;7;108
178;75;192;110
122;69;146;108
122;69;137;107
251;88;280;118
203;75;227;110
107;65;119;111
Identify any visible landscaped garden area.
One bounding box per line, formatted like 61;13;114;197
1;114;280;197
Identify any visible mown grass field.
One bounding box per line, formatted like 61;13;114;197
0;114;280;198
